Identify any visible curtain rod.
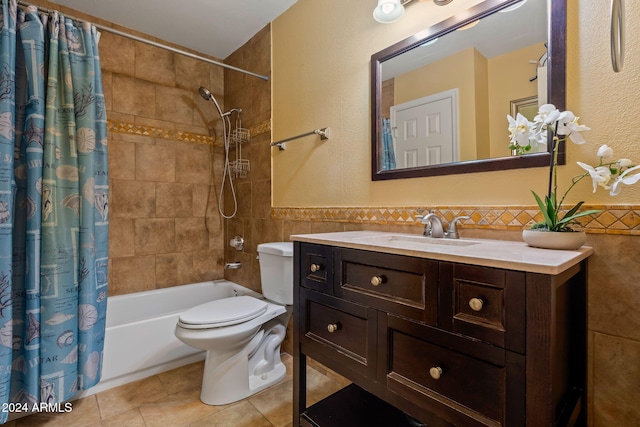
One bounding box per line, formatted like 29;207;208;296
16;1;270;81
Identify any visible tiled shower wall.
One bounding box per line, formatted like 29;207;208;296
100;27;227;295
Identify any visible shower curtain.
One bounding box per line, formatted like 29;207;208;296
381;117;396;171
0;1;108;421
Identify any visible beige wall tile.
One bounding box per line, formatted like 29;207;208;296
192;249;224;282
111;255;155;295
175;142;211;184
592;333;640;425
155;252;193;288
111;180;156;219
135;218;176;255
102;70;113;113
155;85;195;125
250;133;272;181
108;139;135;181
233;181;252;219
136;142;176;182
192;184;212;217
109;218;135;258
112;74;156;118
134;116;176;131
134;42;175;86
587;234;640;342
175;217;209;252
156;182;193;218
99;32;135;76
252;179;271;219
175;55;211;91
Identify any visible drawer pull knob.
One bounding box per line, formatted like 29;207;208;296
327;323;340;333
370;276;384;286
469;297;484;311
310;263;323;272
429;366;443;380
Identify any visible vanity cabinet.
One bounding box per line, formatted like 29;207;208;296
293;239;587;427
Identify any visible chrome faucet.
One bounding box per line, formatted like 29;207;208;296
444;215;470;239
421;213;445;238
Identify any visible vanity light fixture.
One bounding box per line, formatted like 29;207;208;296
373;0;405;23
374;0;453;24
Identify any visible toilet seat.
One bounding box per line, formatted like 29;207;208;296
178;296;268;329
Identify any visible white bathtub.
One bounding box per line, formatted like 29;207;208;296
78;280;261;397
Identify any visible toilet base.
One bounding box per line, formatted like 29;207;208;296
200;319;287;405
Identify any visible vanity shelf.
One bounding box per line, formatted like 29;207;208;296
292;232;589;427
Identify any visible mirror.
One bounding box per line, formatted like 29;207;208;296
371;0;566;180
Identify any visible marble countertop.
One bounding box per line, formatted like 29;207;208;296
291;231;593;275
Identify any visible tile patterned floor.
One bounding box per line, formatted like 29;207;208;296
5;354;349;427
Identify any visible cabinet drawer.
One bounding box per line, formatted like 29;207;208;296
383;315;524;426
440;263;525;353
299;243;333;294
300;288;377;381
335;248;438;324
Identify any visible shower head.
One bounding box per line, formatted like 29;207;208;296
198;86;226;118
198;86;239;117
199;86;213;101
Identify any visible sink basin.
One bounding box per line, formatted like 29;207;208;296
352;234;479;248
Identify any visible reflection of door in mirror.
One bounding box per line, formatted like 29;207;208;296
390;90;458;168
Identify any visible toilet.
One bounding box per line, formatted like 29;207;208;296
174;242;293;405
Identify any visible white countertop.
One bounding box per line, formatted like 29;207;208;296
291;231;593;275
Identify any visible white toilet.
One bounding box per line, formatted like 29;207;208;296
174;242;293;405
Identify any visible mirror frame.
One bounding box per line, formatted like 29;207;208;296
371;0;566;181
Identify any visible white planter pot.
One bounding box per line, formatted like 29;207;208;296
522;229;587;250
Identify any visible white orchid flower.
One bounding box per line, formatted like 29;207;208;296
577;162;612;192
616;158;633;168
597;144;614;159
534;104;560;125
609;165;640;196
556;111;591;144
507;113;533;148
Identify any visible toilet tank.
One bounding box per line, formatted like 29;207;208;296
257;242;294;305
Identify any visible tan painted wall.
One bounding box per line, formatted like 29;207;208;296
487;43;544;157
272;0;640;208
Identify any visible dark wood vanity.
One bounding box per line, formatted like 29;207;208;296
292;232;589;426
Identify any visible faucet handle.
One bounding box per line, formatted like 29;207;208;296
445;215;470;239
421;213;445;238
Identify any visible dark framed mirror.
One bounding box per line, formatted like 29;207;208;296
371;0;566;181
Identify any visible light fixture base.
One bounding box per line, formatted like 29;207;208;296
433;0;453;5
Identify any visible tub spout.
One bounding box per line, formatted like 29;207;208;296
225;262;242;270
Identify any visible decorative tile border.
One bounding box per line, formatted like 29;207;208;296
107;119;271;146
272;205;640;235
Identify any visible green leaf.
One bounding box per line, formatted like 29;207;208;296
563;201;585;219
557;209;601;226
532;191;554;227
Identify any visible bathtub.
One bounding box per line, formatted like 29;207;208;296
78;280;261;397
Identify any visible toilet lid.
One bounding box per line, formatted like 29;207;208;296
178;296;268;328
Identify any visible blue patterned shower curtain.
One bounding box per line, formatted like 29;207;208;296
0;1;108;421
381;117;396;171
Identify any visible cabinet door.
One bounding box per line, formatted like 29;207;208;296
300;288;378;384
440;263;525;353
335;247;438;325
